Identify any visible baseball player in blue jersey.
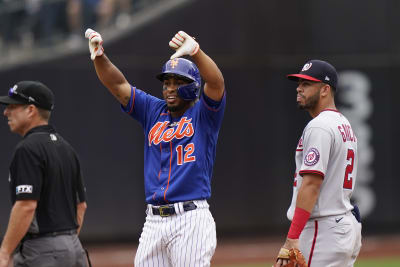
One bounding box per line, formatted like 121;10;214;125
85;29;225;266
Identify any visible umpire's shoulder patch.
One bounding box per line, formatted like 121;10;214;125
304;147;320;166
16;185;33;195
50;133;58;141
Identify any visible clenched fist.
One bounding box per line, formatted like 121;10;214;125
169;31;199;59
85;28;104;60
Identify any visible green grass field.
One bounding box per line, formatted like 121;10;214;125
355;258;400;267
215;257;400;267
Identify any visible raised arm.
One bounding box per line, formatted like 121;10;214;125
169;31;225;101
192;50;225;101
85;29;131;106
93;54;132;106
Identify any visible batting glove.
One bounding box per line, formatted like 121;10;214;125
169;31;199;59
85;28;104;60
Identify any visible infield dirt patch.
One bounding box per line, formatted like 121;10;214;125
81;234;400;266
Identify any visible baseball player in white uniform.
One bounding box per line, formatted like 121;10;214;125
274;60;362;267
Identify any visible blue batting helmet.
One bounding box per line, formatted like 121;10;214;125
156;58;201;101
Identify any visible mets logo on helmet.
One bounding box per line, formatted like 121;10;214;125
148;117;194;146
170;59;179;68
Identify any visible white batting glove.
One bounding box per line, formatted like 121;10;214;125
85;28;104;60
169;31;199;59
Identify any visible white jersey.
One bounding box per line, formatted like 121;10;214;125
287;109;358;220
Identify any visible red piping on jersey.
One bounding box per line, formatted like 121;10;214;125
296;149;303;151
158;144;162;180
128;87;136;114
201;91;225;112
163;141;173;203
299;170;325;178
202;100;220;112
308;220;318;267
321;108;340;113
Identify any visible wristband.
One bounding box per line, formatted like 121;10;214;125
287;207;311;239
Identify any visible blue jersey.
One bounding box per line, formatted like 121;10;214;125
122;86;226;205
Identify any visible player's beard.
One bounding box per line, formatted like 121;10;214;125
167;101;188;112
297;90;320;110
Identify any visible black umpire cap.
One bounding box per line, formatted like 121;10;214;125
287;59;338;89
0;81;54;111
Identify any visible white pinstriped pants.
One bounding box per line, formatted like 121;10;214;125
134;200;217;267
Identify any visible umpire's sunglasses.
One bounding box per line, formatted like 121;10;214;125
8;87;39;106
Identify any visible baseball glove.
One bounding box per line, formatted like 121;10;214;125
276;248;307;267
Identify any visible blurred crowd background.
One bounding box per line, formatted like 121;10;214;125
0;0;154;52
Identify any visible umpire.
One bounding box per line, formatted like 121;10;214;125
0;81;88;267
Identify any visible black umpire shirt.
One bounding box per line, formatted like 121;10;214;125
8;125;86;234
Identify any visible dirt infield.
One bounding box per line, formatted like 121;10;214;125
85;234;400;266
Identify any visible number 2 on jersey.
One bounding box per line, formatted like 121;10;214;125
343;149;355;189
176;143;196;165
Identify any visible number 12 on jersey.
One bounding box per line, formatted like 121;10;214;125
176;143;196;165
343;149;355;189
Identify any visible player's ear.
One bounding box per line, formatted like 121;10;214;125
26;104;38;118
320;84;331;97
